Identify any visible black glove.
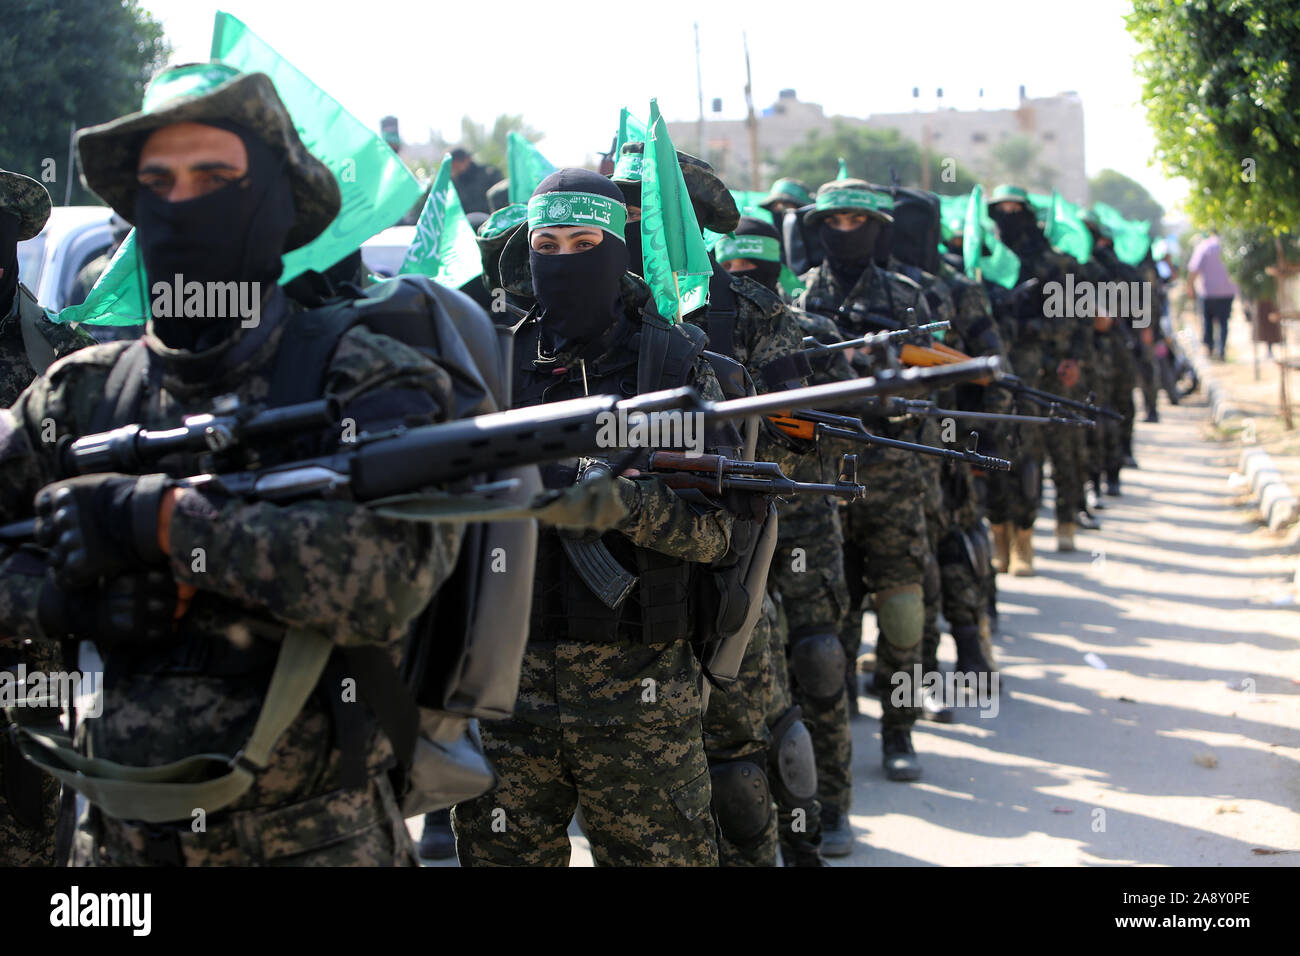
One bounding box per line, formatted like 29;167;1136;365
33;474;172;589
38;570;178;649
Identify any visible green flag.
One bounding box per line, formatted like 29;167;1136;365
400;154;483;289
640;99;712;322
50;233;146;326
211;12;423;280
1046;191;1093;263
614;108;647;158
507;132;557;206
1093;201;1152;266
54;13;424;327
836;157;849;180
963;186;1021;289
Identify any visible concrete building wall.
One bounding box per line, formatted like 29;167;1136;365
669;89;1088;203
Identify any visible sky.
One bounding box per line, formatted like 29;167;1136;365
136;0;1188;213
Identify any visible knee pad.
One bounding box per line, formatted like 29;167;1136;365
789;631;846;703
768;706;817;806
873;584;924;650
709;760;773;846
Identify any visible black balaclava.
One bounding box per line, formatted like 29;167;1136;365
988;203;1037;249
727;216;782;294
0;211;19;317
820;217;883;286
134;120;295;350
528;168;629;355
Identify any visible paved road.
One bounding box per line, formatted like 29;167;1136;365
412;393;1299;866
839;395;1299;866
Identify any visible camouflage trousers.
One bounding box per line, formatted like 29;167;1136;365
770;494;852;817
70;773;415;866
0;644;63;867
986;347;1047;530
923;457;989;670
453;638;717;867
703;604;779;867
1044;381;1088;522
1114;335;1140;457
841;447;930;738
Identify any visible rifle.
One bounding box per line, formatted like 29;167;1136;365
766;408;1012;471
643;451;864;499
800;320;950;355
0;357;1004;544
871;397;1096;429
896;339;1122;422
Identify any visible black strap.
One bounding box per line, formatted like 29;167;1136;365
704;269;739;360
342;646;419;774
757;352;812;391
322;653;370;790
266;303;359;408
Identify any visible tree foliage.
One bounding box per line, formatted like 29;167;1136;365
776;122;977;195
1220;226;1300;301
1128;0;1300;235
1088;168;1165;230
989;135;1057;192
0;0;169;205
456;114;543;174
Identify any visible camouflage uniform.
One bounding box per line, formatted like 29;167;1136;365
798;258;933;792
453;274;735;867
986;229;1090;530
687;271;809;867
0;169;93;866
0;293;461;866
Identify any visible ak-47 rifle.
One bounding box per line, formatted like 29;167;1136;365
0;357;1004;544
766;408;1012;471
895;339;1122;422
800;320;950;355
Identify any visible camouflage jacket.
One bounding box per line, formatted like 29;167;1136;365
0;284;95;407
887;256;956;329
686;270;806;395
0;288;463;811
933;260;1015;414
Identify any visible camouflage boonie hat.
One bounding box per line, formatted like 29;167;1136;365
758;177;812;211
0;170;53;241
610;142;740;234
477;203;528;291
987;184;1032;211
486;178;511;212
804;178;895;227
76;63;340;252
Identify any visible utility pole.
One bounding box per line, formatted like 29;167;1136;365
694;23;705;157
743;31;761;190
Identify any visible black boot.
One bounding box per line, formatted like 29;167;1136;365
1106;468;1122;497
418;808;456;862
882;727;922;781
819;806;853;858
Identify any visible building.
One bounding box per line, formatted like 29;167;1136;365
668;88;1087;204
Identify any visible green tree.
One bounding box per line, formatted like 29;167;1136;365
457;114;544;175
1088;168;1165;229
1220;226;1300;301
1128;0;1300;235
776;122;977;195
0;0;169;205
989;134;1057;192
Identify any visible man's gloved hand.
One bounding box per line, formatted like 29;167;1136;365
33;474;173;588
38;570;178;649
